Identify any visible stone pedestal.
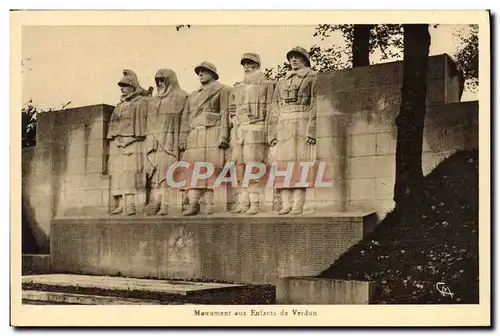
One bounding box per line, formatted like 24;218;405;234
50;213;377;285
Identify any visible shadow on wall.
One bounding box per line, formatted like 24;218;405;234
22;199;49;254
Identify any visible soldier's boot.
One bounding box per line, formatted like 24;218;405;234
244;192;260;215
278;189;293;215
125;194;137;216
289;188;306;215
230;189;250;214
144;188;161;216
182;189;201;216
157;188;169;216
204;189;214;215
110;196;123;215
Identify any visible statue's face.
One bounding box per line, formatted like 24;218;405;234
120;84;135;96
242;60;260;75
198;69;215;85
156;77;167;92
289;54;307;70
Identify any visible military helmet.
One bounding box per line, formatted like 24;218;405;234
194;62;219;80
286;46;311;67
240;52;261;66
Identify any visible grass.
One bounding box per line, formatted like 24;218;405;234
318;149;479;304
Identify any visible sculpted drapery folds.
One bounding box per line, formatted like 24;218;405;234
229;52;276;215
144;69;188;216
179;62;230;216
107;69;149;216
268;46;318;215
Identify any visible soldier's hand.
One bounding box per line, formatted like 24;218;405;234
306;136;316;145
218;138;229;149
179;141;187;151
269;138;277;147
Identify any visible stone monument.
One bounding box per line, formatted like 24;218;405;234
178;62;230;216
106;69;149;216
229;52;276;215
268;46;318;215
22;53;475;285
144;69;188;216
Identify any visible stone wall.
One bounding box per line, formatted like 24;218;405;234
22;104;114;251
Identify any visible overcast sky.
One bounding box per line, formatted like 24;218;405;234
22;24;476;110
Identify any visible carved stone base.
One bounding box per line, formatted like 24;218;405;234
51;213;377;284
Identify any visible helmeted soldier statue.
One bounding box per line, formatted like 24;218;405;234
107;69;148;216
229;52;276;215
144;69;188;216
268;47;318;215
179;62;230;216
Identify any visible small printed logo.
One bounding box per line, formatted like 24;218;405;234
435;282;454;299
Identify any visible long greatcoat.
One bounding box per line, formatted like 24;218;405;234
179;80;230;189
145;69;188;187
229;71;276;166
107;90;148;196
268;67;318;189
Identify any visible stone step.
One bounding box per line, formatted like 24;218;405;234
22;290;175;305
22;274;275;304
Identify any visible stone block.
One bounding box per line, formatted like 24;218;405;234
63;173;107;192
313;201;345;213
315;114;351;138
347;155;395;179
66;155;105;175
311;182;345;202
315;158;345;181
347;134;376;157
276;277;377;304
374;177;395;201
315;115;338;138
376;132;397;155
22;254;51;275
67;139;105;159
349;109;397;135
347;178;376;201
426;101;478;127
427;79;446;103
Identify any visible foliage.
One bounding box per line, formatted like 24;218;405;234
264;24;403;80
21;99;67;148
175;25;191;31
266;24;479;94
263;45;348;81
314;24;404;64
21;100;38;148
454;24;479;93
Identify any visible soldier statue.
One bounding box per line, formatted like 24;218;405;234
268;47;318;215
144;69;188;216
107;69;148;216
179;62;230;216
229;52;276;215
